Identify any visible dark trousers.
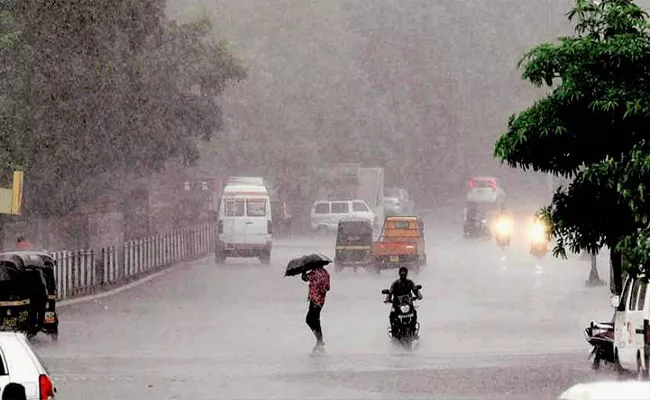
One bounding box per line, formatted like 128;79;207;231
306;301;323;343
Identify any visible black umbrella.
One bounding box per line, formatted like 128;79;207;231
284;253;332;277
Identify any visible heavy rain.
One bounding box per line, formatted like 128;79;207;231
2;0;650;399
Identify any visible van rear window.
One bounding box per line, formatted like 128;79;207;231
247;200;267;217
314;203;329;214
225;200;245;217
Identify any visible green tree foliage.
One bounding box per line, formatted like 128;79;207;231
0;0;245;217
494;0;650;291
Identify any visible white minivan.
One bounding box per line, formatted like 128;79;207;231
310;200;376;233
216;183;272;265
611;273;650;378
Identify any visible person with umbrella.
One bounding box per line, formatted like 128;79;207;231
285;254;331;352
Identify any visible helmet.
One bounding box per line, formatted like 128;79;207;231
398;266;408;277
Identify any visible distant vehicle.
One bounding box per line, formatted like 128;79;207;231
0;331;56;400
216;179;272;265
465;176;505;204
310;200;375;234
372;216;426;274
558;381;650;400
610;273;650;378
334;218;374;273
384;188;415;216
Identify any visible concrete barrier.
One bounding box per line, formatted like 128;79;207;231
50;224;216;301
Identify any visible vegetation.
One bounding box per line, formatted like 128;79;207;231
494;0;650;292
0;0;245;217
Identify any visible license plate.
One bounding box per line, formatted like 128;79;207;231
399;314;414;319
44;312;55;324
390;256;399;262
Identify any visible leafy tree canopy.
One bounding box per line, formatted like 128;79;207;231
494;0;650;281
0;0;245;217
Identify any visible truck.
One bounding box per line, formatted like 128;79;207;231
315;164;384;230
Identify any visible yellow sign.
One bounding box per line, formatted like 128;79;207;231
11;170;23;215
0;171;24;215
0;189;11;214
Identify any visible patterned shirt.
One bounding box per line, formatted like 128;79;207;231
303;268;330;306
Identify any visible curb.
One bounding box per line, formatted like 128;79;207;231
58;257;201;308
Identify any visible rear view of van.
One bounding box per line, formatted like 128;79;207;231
216;179;272;265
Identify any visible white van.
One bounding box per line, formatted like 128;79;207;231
310;200;376;233
216;183;272;264
610;274;650;378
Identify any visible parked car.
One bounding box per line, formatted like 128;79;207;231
610;273;650;378
310;200;375;234
0;331;56;399
558;380;650;400
384;188;415;216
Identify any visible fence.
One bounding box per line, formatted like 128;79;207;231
50;224;216;301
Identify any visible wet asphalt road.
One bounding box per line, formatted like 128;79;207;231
33;208;618;400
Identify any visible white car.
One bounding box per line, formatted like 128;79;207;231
558;380;650;400
611;273;650;377
465;176;506;204
0;332;56;399
310;200;375;233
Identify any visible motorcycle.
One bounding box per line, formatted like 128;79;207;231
528;219;549;259
584;320;615;370
464;218;491;239
493;215;514;249
381;285;423;348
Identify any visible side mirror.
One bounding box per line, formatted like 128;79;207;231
610;295;620;309
415;285;422;290
381;289;390;295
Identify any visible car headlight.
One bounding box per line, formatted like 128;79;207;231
400;305;411;313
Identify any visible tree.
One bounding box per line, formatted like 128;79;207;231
494;0;650;294
0;0;245;217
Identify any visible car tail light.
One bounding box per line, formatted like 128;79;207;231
267;220;272;234
39;374;54;400
218;220;223;234
489;180;497;189
468;179;475;188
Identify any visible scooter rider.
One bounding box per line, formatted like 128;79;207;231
385;266;423;337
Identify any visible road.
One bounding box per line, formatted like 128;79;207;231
34;209;617;400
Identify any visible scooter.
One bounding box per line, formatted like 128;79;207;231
584;320;615;370
528;220;549;259
381;285;423;348
493;216;514;249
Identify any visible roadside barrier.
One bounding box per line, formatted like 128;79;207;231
50;224;216;300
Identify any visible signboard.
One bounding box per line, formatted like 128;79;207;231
0;171;24;215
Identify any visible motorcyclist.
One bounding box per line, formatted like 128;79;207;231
385;266;422;338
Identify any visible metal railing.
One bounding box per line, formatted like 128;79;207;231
50;224;216;300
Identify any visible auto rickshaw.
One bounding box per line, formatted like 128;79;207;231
334;218;374;272
0;252;58;341
0;257;41;338
372;216;426;274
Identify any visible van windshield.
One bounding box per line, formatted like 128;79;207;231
247;200;267;217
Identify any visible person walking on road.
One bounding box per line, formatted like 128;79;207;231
301;265;330;352
15;237;33;251
2;382;27;400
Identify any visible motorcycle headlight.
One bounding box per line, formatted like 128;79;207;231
528;221;547;243
494;218;514;236
400;305;410;313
